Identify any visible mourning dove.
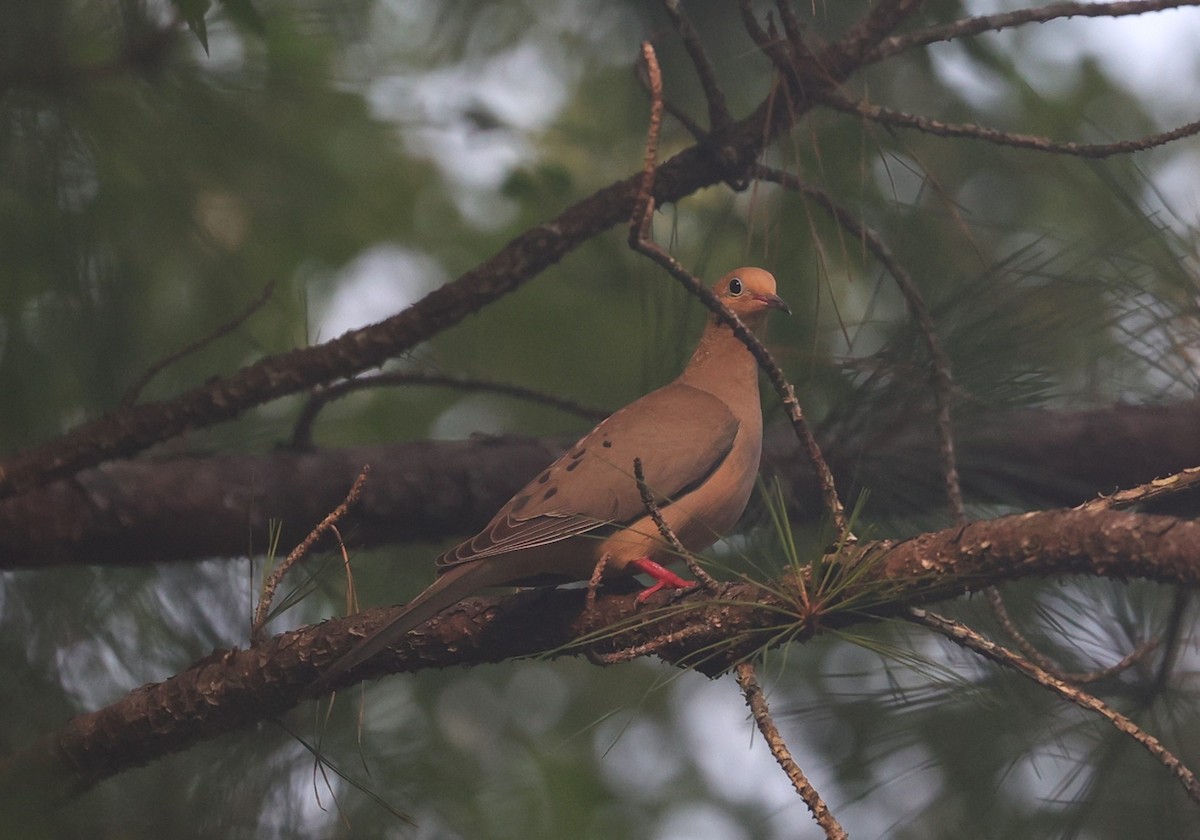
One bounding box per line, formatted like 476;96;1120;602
311;267;788;692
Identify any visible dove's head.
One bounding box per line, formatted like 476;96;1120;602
714;267;790;328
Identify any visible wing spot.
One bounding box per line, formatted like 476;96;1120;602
602;440;613;448
565;460;580;472
542;487;558;501
536;471;551;484
570;447;586;459
512;493;532;512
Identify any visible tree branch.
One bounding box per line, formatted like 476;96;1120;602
908;608;1200;804
5;398;1200;569
816;89;1200;158
736;662;848;839
13;506;1200;797
868;0;1200;64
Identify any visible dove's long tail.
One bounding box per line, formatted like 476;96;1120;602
306;561;507;697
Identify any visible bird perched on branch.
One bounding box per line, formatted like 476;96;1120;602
310;267;788;694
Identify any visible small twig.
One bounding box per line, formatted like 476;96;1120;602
775;0;808;52
1079;465;1200;511
251;467;370;642
736;662;849;840
868;0;1200;64
736;1;779;59
632;52;710;143
907;607;1200;805
737;0;806;94
661;0;732;132
815;89;1200;159
820;0;926;73
633;457;718;591
629;42;850;538
985;586;1071;675
334;524;359;623
633;41;666;244
121;279;276;407
290;371;608;449
1151;588;1192;695
585;553;609;615
1074;639;1162;685
590;621;716;665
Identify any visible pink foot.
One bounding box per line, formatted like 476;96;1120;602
630;558;696;603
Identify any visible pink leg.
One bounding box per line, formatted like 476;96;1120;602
630;557;696;603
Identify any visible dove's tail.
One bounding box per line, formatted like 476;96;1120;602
306;561;504;698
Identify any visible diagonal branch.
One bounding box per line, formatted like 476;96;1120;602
121;279;277;407
661;0;732;131
629;41;850;536
736;662;848;839
907;607;1200;805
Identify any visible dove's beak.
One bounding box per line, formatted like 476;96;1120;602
754;292;791;315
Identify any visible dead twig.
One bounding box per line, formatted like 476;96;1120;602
589;621;715;665
1151;588;1192;695
736;662;849;840
251;467;370;642
585;553;609;615
984;586;1073;676
633;456;718;591
290;371;607;449
629;41;851;538
121;279;276;407
738;1;806;96
1080;465;1200;511
1074;638;1162;685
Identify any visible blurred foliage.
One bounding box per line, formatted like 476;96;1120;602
1;0;1199;838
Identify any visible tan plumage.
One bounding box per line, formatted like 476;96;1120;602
310;268;788;693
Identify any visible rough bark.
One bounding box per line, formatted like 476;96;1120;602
2;399;1197;569
7;506;1196;799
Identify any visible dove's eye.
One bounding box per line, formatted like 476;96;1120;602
728;277;743;296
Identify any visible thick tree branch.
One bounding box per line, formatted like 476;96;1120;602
11;506;1200;798
4;399;1200;569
